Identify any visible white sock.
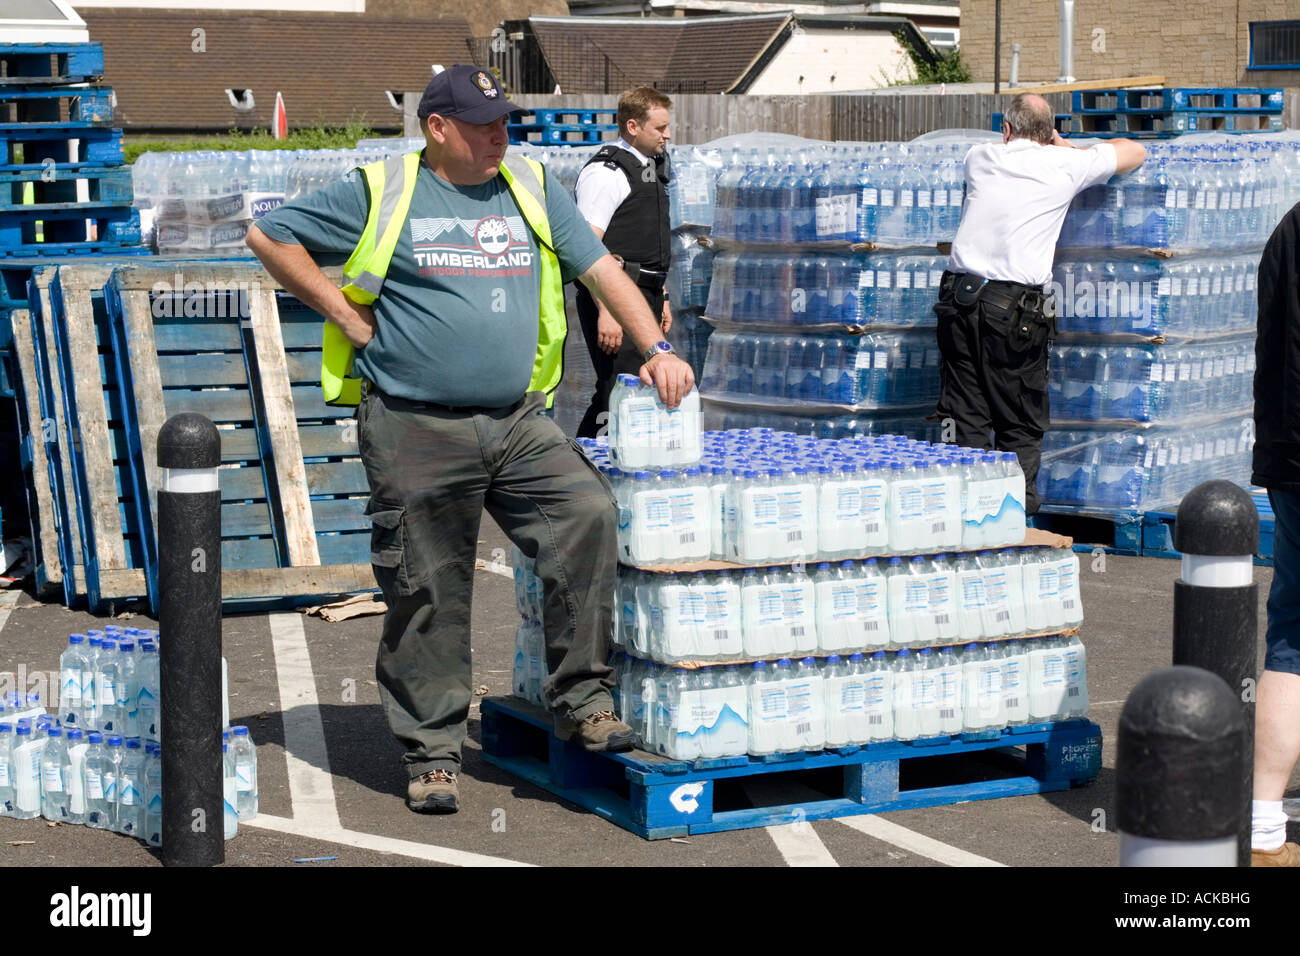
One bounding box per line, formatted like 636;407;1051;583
1252;799;1287;851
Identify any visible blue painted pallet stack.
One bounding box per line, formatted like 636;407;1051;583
508;108;617;146
994;87;1285;139
0;42;146;549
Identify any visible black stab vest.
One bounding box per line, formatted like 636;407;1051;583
582;143;671;273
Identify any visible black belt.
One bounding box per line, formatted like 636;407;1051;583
615;257;668;287
943;270;1046;314
362;380;523;414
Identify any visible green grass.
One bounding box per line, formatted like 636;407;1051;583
124;121;385;163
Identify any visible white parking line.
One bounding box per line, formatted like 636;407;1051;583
741;778;839;866
268;613;341;830
835;815;1006;867
241;813;535;867
0;589;21;634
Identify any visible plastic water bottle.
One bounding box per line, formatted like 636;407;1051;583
695;571;743;662
82;636;102;730
814;562;857;654
40;726;71;822
117;738;145;838
955;552;986;639
104;735;124;831
96;639;121;734
1057;552;1084;627
961;643;1005;732
1062;635;1089;718
137;641;160;741
145;742;162;847
83;732;112;829
744;663;779;757
779;567;818;656
59;634;88;729
0;722;15;816
912;647;941;738
222;743;238;840
1028;636;1069;722
927;553;960;645
11;722;44;819
64;728;88;826
116;640;139;738
863;651;894;741
995;640;1027;727
786;657;825;753
741;567;783;659
933;645;963;735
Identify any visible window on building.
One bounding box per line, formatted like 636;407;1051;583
1250;21;1300;70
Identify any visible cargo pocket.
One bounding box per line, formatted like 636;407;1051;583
365;498;415;597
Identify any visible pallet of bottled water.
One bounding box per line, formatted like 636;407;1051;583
582;429;1028;567
710;141;980;249
704;250;947;330
1050;250;1260;340
615;547;1081;665
0;626;258;845
702;329;941;411
1040;416;1254;512
1048;334;1255;426
611;634;1088;761
1058;137;1300;253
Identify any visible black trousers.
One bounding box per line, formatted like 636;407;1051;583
574;281;665;439
933;272;1051;514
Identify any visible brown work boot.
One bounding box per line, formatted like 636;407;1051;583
555;710;636;753
407;769;458;814
1252;841;1300;867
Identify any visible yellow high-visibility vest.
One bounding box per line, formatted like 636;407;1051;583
323;151;567;407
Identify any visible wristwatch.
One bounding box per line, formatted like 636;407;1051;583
643;340;673;362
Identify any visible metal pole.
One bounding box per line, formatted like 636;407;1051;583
1172;479;1258;867
994;0;1002;96
158;412;223;867
1010;43;1021;89
1117;666;1245;866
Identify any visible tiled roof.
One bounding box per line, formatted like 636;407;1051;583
82;11;477;130
527;14;792;95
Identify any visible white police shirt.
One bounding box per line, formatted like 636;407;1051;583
574;138;652;233
948;138;1118;287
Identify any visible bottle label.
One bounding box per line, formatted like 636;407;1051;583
880;188;895;207
120;780;139;806
43;763;64;792
85;768;104;801
99;676;116;706
861;187;878;206
815;194;857;237
965;478;1005;524
61;667;82;705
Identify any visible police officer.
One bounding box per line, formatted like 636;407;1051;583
934;92;1146;512
573;87;675;439
245;66;694;815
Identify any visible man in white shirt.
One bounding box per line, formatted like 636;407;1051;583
573;88;675;437
935;92;1147;512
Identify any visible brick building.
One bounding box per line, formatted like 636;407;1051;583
959;0;1299;94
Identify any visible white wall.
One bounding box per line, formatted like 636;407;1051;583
743;29;917;94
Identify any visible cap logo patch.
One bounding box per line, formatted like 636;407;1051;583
474;71;499;98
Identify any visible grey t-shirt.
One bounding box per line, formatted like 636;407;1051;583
255;154;607;407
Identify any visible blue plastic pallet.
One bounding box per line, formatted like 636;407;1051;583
0;124;123;167
0;44;104;87
0;205;140;252
1139;487;1275;565
1028;507;1142;556
480;695;1103;840
0;86;113;125
1073;87;1284;114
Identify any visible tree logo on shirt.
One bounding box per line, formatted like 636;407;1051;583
475;216;513;255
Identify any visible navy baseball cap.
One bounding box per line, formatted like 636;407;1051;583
417;65;523;123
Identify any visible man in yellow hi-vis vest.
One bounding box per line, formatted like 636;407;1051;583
246;65;694;815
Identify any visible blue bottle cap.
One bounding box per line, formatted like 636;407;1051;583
776;658;792;667
752;661;767;669
104;625;122;634
617;373;639;386
888;557;902;565
919;647;933;655
108;735;123;746
101;639;116;650
69;634;85;644
866;557;878;566
48;726;62;738
634;471;651;480
965;642;979;651
872;651;887;660
660;470;676;479
897;648;911;657
233;726;249;736
839;560;856;570
801;657;816;665
120;641;134;652
66;729;82;740
742;567;757;575
816;562;831;571
126;738;142;749
141;642;156;653
89;637;102;647
826;654;841;664
0;724;9;733
16;724;31;735
88;732;103;744
849;653;865;662
910;555;925;563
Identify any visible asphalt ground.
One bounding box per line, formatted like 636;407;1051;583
0;515;1289;926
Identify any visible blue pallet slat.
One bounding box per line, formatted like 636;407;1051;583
0;124;124;168
0;43;105;86
1028;507;1142;556
0;206;141;254
105;261;376;612
0;86;114;125
480;695;1103;840
0;165;134;211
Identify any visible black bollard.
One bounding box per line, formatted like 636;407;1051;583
158;412;223;867
1171;479;1258;867
1117;666;1246;866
